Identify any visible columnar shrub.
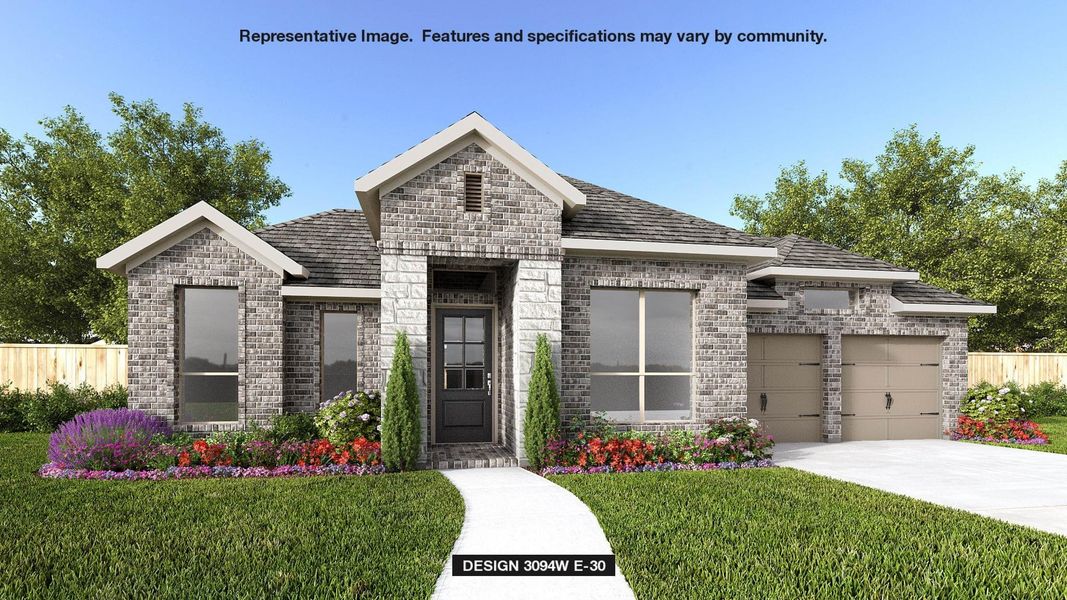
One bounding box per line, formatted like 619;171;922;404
315;390;382;445
382;331;420;471
523;334;560;469
48;408;171;470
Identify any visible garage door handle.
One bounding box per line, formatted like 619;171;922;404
885;392;893;410
798;413;819;417
842;413;856;416
920;412;939;415
760;392;768;412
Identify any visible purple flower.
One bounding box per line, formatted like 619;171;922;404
48;409;171;471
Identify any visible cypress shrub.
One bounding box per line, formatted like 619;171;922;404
523;334;560;469
382;332;421;471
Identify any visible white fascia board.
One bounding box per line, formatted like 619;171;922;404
280;286;381;301
353;113;587;239
562;238;777;264
96;202;308;279
747;298;788;312
747;266;920;282
889;296;996;316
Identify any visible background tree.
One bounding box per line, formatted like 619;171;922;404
731;125;1067;351
0;94;289;343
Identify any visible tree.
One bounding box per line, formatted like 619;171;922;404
0;94;289;343
382;331;420;471
523;334;560;469
731;125;1067;351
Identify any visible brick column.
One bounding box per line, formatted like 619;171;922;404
512;259;562;464
380;254;429;457
822;331;843;442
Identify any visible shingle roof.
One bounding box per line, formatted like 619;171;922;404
561;177;769;247
256;210;379;288
747;282;783;300
891;281;990;306
758;234;912;272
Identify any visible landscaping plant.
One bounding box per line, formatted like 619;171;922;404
951;382;1048;444
523;333;560;469
381;331;420;471
0;382;128;432
266;412;318;443
1022;381;1067;417
48;407;171;470
315;390;382;445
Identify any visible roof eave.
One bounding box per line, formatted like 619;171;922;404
562;238;777;265
747;266;920;282
889;296;997;316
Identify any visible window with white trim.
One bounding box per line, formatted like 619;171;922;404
180;288;238;422
589;289;693;422
322;312;358;402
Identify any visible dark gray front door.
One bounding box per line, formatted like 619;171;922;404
435;308;492;443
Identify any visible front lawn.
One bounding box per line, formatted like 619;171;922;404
0;433;463;599
990;416;1067;455
554;468;1067;599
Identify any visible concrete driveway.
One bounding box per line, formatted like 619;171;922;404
775;440;1067;536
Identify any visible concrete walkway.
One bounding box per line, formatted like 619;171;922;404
776;439;1067;536
432;467;635;600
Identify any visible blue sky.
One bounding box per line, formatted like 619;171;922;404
2;1;1065;228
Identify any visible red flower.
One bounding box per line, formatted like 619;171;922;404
177;450;190;467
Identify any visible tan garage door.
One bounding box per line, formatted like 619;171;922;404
747;335;822;442
841;336;942;441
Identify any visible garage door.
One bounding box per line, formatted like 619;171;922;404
841;336;942;441
747;335;822;442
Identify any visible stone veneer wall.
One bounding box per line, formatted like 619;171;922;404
560;256;749;433
746;279;969;441
127;227;283;431
510;260;562;461
379;254;429;456
282;301;380;413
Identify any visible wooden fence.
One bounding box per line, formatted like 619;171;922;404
1;345;1066;392
0;344;128;391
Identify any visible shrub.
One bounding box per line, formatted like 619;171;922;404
0;383;29;432
523;334;560;469
960;382;1032;424
950;415;1049;445
382;332;420;471
268;413;319;443
48;408;172;470
315;390;382;445
1023;381;1067;417
2;382;128;433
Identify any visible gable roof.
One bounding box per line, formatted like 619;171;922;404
97;201;308;278
748;234;919;282
354;112;587;239
561;177;771;247
256;209;380;288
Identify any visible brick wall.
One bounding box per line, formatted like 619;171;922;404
746;279;969;440
283;301;380;413
127;227;283;431
561;255;749;434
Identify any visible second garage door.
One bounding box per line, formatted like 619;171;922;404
841;336;942;441
747;335;822;442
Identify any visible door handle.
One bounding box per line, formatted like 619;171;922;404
920;412;938;416
760;392;768;412
885;392;893;411
487;372;491;396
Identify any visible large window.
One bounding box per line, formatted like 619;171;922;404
590;289;693;422
322;312;358;402
181;288;238;422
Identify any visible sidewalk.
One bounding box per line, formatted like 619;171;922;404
431;467;636;600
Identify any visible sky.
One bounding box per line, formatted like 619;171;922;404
2;1;1065;229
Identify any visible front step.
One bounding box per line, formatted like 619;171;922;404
426;443;520;470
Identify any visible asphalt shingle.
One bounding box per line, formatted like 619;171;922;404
759;234;912;272
256;209;380;288
891;281;990;307
747;282;783;300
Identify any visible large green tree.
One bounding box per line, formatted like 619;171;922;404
0;94;289;343
732;125;1067;351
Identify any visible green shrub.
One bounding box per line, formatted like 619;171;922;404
1023;381;1067;417
382;331;420;471
523;334;560;469
960;382;1032;423
315;390;382;445
0;384;30;432
13;382;129;432
268;413;318;443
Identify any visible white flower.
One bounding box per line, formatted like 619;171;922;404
359;413;371;422
998;388;1010;396
339;411;347;419
376;424;382;431
986;395;993;401
348;400;356;408
716;435;731;444
1020;407;1026;413
743;450;755;458
748;418;760;428
978;406;986;412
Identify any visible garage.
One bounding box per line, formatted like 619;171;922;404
747;335;822;442
841;336;942;441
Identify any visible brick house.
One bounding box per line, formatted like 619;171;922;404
97;113;994;466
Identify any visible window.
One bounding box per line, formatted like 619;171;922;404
590;289;693;422
804;288;851;310
181;288;238;422
442;315;485;389
322;312;358;402
463;173;484;212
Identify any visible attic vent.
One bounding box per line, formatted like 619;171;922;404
463;173;484;212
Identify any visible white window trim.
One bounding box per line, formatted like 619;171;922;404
590;289;695;424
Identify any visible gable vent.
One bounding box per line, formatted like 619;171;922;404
463;173;484;212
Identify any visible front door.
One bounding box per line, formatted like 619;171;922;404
435;308;493;443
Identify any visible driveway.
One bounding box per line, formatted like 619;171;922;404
775;440;1067;536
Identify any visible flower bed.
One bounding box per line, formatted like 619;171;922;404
541;416;775;475
39;462;386;480
950;383;1050;445
949;415;1049;445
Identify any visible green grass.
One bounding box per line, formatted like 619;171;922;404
983;416;1067;455
0;433;464;599
554;468;1067;599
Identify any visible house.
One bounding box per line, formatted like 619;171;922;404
96;113;995;466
